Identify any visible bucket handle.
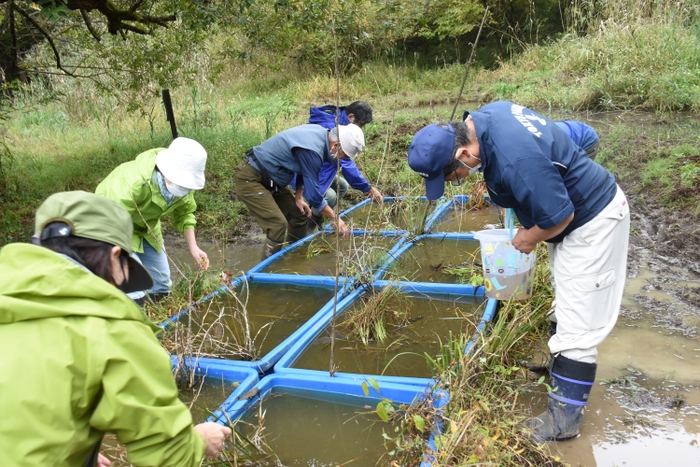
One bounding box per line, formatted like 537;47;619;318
504;208;515;241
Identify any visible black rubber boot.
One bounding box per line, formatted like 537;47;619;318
262;237;283;260
526;354;597;442
307;214;324;232
286;225;309;244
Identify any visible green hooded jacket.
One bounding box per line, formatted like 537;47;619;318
0;243;206;466
95;149;198;254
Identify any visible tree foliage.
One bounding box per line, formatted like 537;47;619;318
0;0;181;83
225;0;399;75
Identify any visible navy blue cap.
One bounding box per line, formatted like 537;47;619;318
407;124;454;200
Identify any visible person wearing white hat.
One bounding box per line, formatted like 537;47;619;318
234;124;363;259
96;137;209;303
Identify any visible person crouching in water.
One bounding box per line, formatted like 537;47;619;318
0;191;231;466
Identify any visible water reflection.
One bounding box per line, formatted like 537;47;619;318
548;246;700;466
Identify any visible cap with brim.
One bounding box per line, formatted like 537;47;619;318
35;191;153;294
407;124;455;200
155;137;207;190
338;124;365;159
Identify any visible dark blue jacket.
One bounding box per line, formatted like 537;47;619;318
466;102;616;243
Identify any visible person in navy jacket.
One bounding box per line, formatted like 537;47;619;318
408;102;630;443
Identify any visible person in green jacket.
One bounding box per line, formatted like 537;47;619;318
96;137;209;303
0;191;231;467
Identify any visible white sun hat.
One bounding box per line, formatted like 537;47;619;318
338;124;365;159
155;137;207;190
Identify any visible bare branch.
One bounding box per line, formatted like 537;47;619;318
115;22;149;35
80;9;102;41
13;4;77;77
128;0;146;14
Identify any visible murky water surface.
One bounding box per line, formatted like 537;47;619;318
181;282;334;361
179;377;242;424
238;388;391;466
432;203;501;232
343;198;435;232
262;233;398;276
293;292;483;378
382;237;480;283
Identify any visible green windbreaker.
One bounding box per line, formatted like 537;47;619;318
0;243;206;466
95;149;198;254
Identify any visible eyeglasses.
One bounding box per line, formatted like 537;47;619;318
444;158;470;186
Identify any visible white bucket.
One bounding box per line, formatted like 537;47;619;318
472;229;536;300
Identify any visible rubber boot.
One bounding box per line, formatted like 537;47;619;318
526;354;597;442
307;214;324;232
286;225;309;244
262;237;283;260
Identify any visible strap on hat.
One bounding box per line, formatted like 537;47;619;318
40;222;72;241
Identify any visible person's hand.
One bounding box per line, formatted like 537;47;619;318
97;453;112;467
190;247;210;271
295;198;312;218
511;227;537;254
367;187;383;204
194;422;232;459
335;218;349;237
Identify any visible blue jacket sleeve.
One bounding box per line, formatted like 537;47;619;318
292;147;328;211
339;158;371;192
555;121;599;151
308;106;350;129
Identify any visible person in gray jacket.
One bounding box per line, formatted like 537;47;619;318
234;124;364;259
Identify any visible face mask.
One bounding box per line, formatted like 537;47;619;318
166;181;191;197
466;150;481;176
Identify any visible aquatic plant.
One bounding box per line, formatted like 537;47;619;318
440;250;484;287
337;286;412;345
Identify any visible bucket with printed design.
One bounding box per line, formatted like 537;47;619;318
472;229;536;300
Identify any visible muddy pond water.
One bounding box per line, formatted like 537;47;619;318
292;292;484;378
179;377;242;424
180;281;335;362
343;197;436;232
262;233;398;276
528;244;700;467
237;387;390;466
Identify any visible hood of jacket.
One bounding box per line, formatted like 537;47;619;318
0;243;157;330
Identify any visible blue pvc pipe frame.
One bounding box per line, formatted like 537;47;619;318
169;356;259;424
163;196;501;465
273;282;497;386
